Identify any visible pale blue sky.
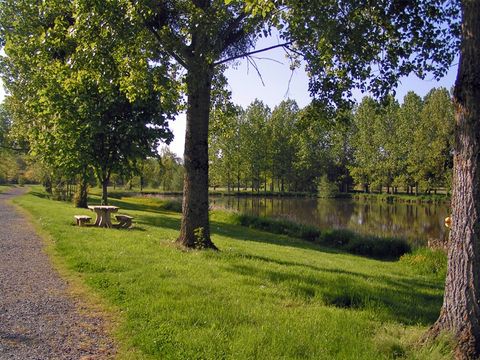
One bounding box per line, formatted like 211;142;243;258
0;39;458;157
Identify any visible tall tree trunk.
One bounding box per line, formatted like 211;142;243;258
177;62;217;249
74;170;89;208
429;2;480;358
102;178;108;205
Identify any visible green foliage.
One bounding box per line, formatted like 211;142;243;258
353;193;450;204
161;200;183;212
284;0;460;106
400;248;447;279
230;213;410;259
209;105;248;192
350;90;454;194
0;0;178;202
209;98;356;194
210;87;453;197
319;229;411;260
233;213;321;241
317;175;339;198
408;88;454;192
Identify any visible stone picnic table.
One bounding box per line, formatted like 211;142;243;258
88;205;119;228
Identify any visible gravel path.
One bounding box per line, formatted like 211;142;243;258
0;187;115;359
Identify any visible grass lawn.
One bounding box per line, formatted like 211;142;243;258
13;188;453;359
0;184;14;193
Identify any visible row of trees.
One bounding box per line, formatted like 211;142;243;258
351;88;454;194
209;88;454;195
209;98;354;193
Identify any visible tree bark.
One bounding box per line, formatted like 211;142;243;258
429;2;480;358
176;61;217;249
102;178;109;205
74;170;89;208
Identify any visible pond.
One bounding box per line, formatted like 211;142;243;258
151;194;451;246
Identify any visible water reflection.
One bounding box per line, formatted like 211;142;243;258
161;195;450;246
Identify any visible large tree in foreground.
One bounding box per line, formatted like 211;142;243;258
428;1;480;358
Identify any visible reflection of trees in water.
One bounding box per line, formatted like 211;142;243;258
343;201;449;243
182;195;450;245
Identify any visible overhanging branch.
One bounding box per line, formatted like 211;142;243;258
214;41;293;66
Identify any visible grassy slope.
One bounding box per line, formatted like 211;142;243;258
13;189;452;360
0;184;14;193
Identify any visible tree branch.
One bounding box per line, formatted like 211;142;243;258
284;45;304;58
214;41;293;66
247;56;265;86
146;24;189;69
128;0;190;69
219;12;249;51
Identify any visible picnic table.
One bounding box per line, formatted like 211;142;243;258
88;205;119;228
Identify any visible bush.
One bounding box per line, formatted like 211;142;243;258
234;214;320;241
345;236;411;259
231;213;411;259
317;175;339;198
319;229;411;259
400;248;447;278
160;200;182;212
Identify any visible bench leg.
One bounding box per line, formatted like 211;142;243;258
119;220;132;229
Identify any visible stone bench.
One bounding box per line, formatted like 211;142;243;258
115;214;133;228
74;215;92;227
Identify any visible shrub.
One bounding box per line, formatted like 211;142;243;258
319;229;411;259
231;213;411;259
319;229;354;247
317;175;339;198
400;248;447;278
234;214;320;241
160;200;182;212
345;236;411;259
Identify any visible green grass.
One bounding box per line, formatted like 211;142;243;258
0;184;14;193
13;188;453;359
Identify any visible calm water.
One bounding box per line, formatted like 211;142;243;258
152;194;451;245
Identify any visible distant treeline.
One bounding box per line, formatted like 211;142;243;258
208;88;454;196
1;88;453;199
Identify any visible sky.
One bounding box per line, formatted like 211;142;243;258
0;38;458;157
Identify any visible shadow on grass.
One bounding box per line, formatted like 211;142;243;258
135;214;181;232
211;219;350;255
29;191;51;200
230;252;443;292
223;258;442;326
